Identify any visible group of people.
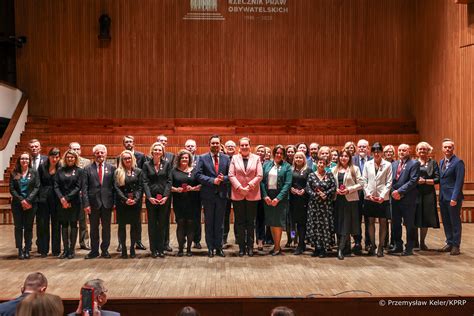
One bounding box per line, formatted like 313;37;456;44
9;135;465;260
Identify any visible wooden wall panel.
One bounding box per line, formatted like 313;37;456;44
415;1;473;181
15;0;416;119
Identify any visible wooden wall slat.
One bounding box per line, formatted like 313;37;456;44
15;0;416;119
415;1;473;182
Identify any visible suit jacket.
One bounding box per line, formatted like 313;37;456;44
331;165;364;202
391;158;420;203
82;161;116;210
164;152;175;166
54;166;83;203
229;153;263;201
78;156;91;169
352;155;373;172
196;152;230;200
113;168;144;205
260;160;293;202
142;159;172;199
31;154;48;170
439;155;465;202
9;168;40;205
362;159;393;201
0;293;29;316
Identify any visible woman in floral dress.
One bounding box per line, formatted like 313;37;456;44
305;158;337;258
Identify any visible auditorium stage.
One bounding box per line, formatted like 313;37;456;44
0;224;473;300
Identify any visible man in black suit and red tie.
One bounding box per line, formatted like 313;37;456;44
83;144;116;259
389;144;420;256
438;138;465;256
196;135;231;257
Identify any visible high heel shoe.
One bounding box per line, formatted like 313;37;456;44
18;249;25;260
130;249;136;258
377;246;384;257
271;249;282;256
367;245;376;256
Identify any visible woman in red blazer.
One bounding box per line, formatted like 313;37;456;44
229;137;263;256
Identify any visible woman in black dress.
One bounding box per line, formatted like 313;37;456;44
9;152;40;259
114;150;144;259
54;149;83;259
37;148;61;257
332;149;363;260
305;158;336;257
414;142;440;250
171;150;202;257
143;142;172;258
290;152;311;255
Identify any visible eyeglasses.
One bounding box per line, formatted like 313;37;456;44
122;157;132;161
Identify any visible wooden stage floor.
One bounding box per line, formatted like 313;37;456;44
0;224;473;300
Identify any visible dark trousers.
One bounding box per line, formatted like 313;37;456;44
163;198;172;247
12;203;36;250
78;207;90;247
202;197;227;251
89;206;112;255
177;219;195;250
354;199;371;246
60;220;78;253
233;200;257;249
392;200;416;251
117;205;141;250
37;198;60;255
439;199;462;247
255;200;266;241
223;198;232;243
295;220;306;250
193;203;202;244
146;201;167;253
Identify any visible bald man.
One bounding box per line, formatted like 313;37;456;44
389;144;420;256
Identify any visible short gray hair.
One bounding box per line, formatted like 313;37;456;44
92;144;107;154
83;279;106;299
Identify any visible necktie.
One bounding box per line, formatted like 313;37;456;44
360;157;365;173
396;160;404;180
98;163;103;185
213;154;219;173
442;159;448;172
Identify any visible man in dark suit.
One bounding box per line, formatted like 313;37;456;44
196;135;231;257
306;142;320;171
0;272;48;316
438;139;465;256
83;144;116;259
70;141;91;251
28;139;48;170
116;135;146;251
157;134;175;252
351;139;373;254
389;144;420;256
28;139;48;253
185;139;203;249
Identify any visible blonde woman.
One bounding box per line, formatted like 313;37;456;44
114;150;143;258
53;149;82;259
413;141;440;250
290;152;311;255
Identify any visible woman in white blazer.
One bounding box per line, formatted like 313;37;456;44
362;142;393;257
332;149;364;260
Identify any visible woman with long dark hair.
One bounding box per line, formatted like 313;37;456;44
37;148;61;257
9;152;40;259
332;149;363;260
